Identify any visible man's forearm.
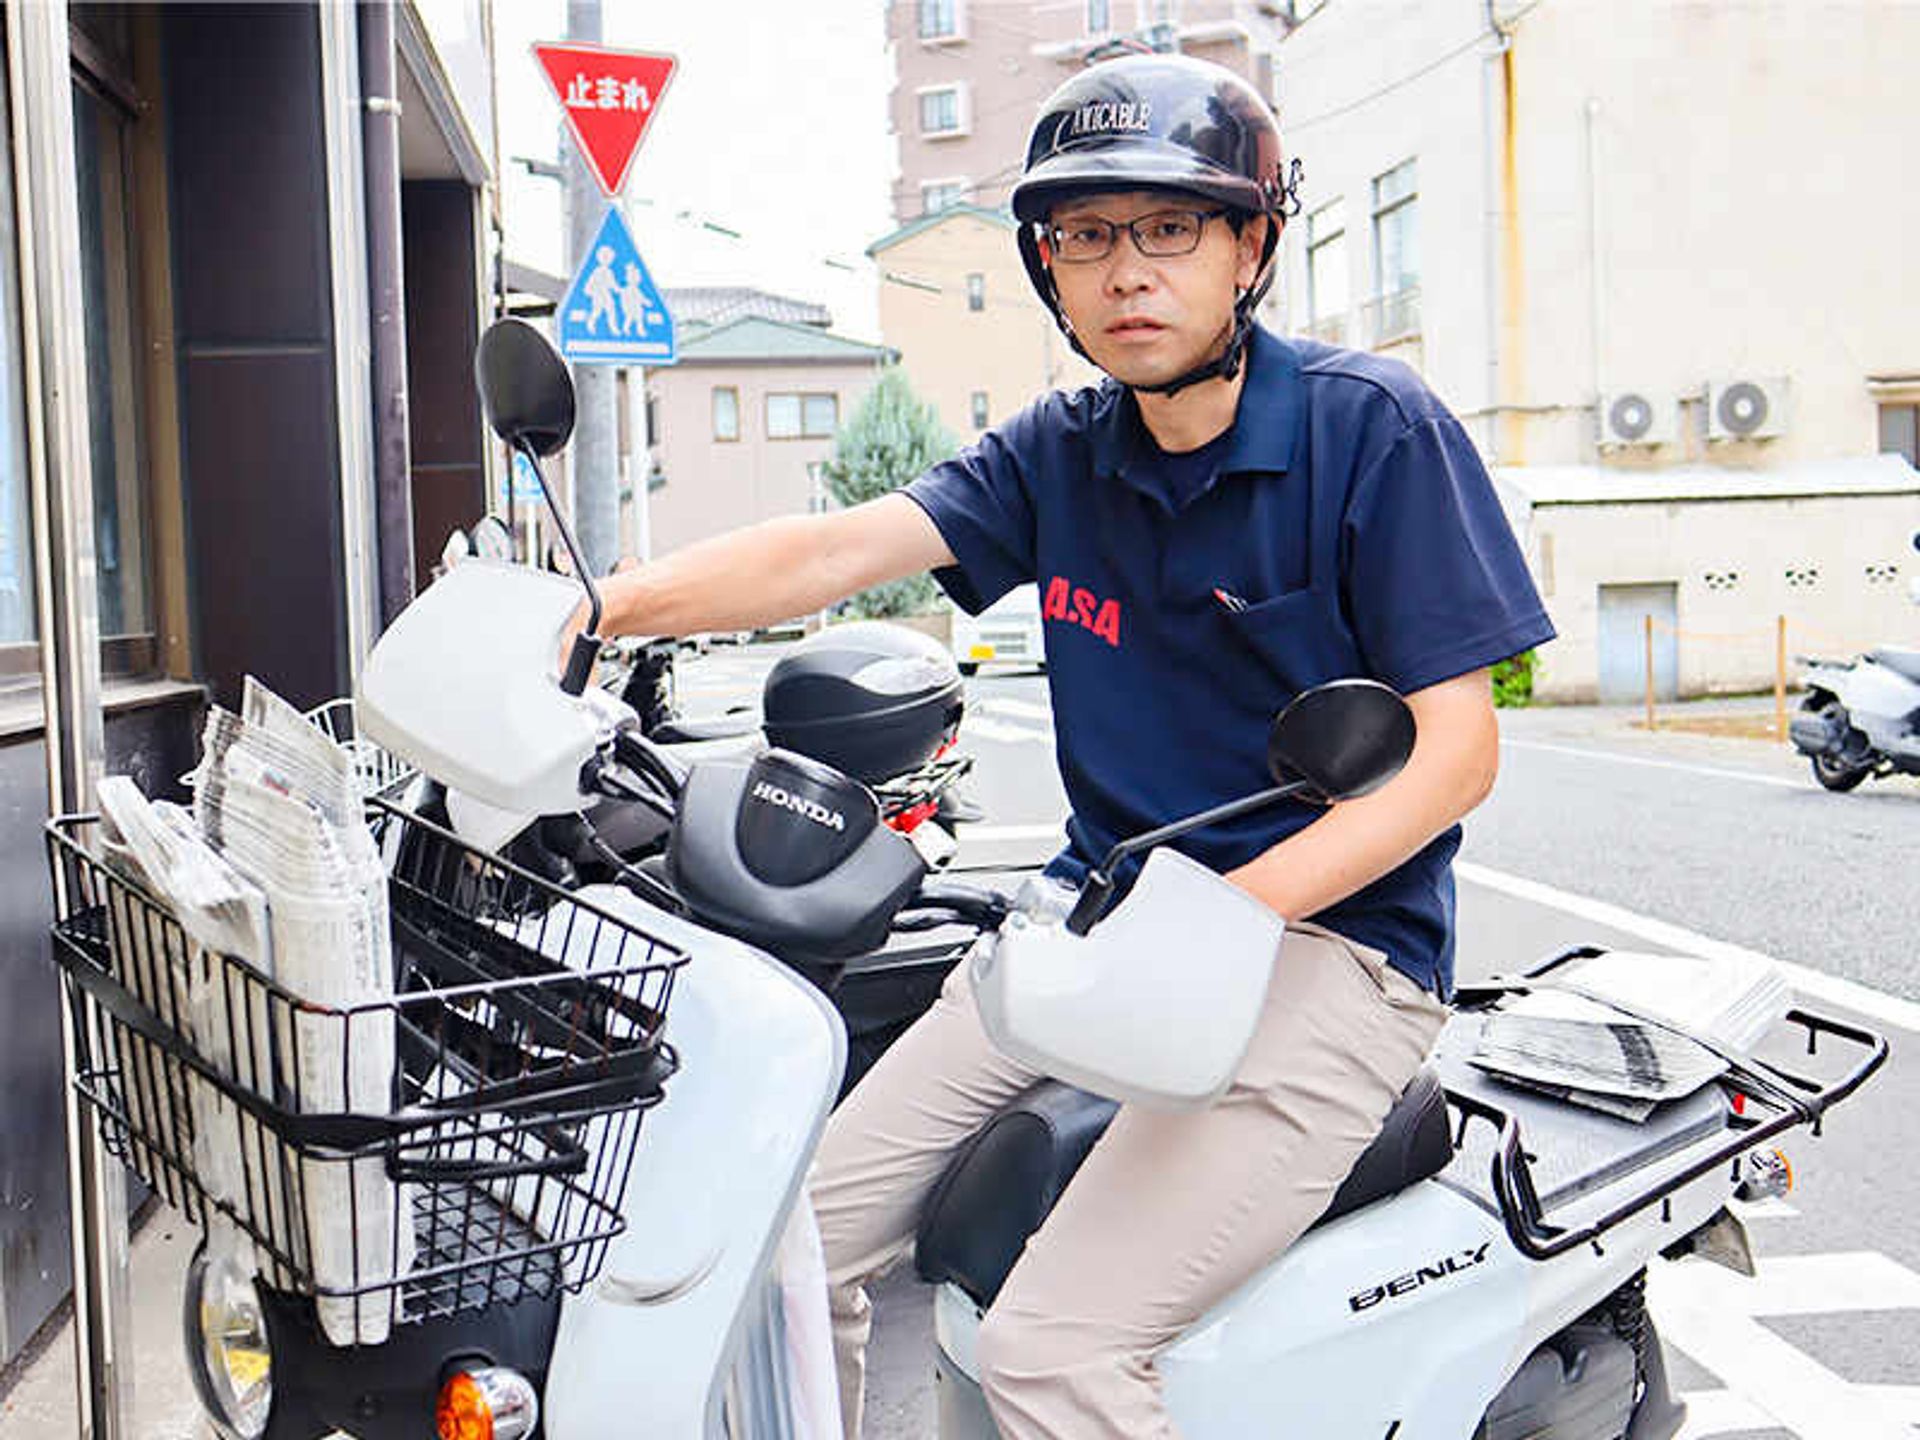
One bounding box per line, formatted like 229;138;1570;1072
1224;671;1499;924
598;494;951;638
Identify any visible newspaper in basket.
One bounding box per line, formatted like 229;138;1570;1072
46;799;685;1345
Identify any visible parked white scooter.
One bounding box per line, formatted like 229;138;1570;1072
176;320;1886;1440
1791;535;1920;791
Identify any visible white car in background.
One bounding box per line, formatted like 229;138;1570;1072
950;583;1046;676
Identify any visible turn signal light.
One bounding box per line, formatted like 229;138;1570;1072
436;1366;538;1440
1735;1147;1793;1202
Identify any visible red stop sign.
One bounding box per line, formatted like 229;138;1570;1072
534;43;678;196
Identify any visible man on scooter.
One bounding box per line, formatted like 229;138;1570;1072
583;53;1553;1440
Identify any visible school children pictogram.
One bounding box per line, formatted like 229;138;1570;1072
558;206;676;366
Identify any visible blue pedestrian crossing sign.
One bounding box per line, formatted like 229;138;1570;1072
501;450;543;507
558;206;676;366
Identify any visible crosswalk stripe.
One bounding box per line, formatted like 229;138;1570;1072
1649;1252;1920;1440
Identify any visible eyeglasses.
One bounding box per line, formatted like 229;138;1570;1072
1045;208;1229;264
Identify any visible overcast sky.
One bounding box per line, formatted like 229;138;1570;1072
492;1;897;341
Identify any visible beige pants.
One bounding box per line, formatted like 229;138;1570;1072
808;921;1449;1440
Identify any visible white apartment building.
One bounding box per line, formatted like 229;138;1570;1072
1276;0;1920;701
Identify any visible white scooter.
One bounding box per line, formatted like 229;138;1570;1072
170;321;1885;1440
1788;531;1920;792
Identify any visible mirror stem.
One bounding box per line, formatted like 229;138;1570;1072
518;437;605;695
1064;779;1309;936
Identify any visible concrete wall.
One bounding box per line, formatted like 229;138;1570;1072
647;357;892;554
1529;492;1920;702
874;210;1102;442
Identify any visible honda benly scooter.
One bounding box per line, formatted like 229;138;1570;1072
77;319;1883;1440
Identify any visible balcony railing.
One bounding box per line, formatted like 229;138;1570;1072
1305;313;1347;346
1362;285;1421;347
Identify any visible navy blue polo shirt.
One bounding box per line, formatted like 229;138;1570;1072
905;326;1554;996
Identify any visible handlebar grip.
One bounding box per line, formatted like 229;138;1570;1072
561;632;602;696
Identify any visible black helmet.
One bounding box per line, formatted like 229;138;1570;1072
1011;54;1300;396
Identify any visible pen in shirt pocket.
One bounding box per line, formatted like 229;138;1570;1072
1211;586;1248;614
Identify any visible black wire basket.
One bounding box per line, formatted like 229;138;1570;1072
45;797;687;1344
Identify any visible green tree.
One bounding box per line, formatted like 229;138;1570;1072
821;366;957;619
1491;648;1537;708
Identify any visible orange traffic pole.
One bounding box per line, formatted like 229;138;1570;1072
1775;615;1788;740
1644;614;1656;730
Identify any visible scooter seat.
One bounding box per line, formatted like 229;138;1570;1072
1870;646;1920;684
915;1067;1453;1309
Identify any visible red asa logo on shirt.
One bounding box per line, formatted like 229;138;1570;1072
1042;576;1122;647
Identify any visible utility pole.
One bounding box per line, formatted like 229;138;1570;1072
565;0;619;574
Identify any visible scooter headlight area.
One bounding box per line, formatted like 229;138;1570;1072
184;1242;273;1440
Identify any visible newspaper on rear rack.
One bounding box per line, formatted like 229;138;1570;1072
194;679;411;1345
1470;948;1792;1119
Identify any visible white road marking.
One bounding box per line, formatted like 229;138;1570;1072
1501;738;1805;790
975;697;1054;722
963;824;1066;844
962;718;1052;746
1457;861;1920;1035
1649;1251;1920;1440
1730;1195;1801;1221
1673;1387;1778;1438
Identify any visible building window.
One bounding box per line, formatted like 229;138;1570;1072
970;391;990;430
767;392;838;440
712;386;740;441
918;85;968;138
1305;199;1346;344
1087;0;1111;32
0;53;34;658
917;0;965;41
966;273;985;312
72;58;155;673
921;178;968;214
1368;158;1419;344
1880;402;1919;468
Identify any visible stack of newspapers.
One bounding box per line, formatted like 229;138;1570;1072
1469;949;1792;1122
97;678;407;1345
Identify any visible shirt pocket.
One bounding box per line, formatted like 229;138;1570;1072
1223;586;1364;700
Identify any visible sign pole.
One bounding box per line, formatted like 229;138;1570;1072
535;26;680;574
562;0;618;576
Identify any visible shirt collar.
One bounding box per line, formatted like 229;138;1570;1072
1087;325;1302;509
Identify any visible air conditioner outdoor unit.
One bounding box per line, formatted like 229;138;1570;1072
1707;377;1789;442
1596;390;1673;448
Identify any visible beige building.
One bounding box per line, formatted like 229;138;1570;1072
645;313;896;555
1274;0;1920;700
889;0;1296;222
1497;461;1919;703
869;205;1101;442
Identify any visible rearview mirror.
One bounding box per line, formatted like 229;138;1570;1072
475;318;575;458
1265;678;1415;803
1066;678;1415;935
